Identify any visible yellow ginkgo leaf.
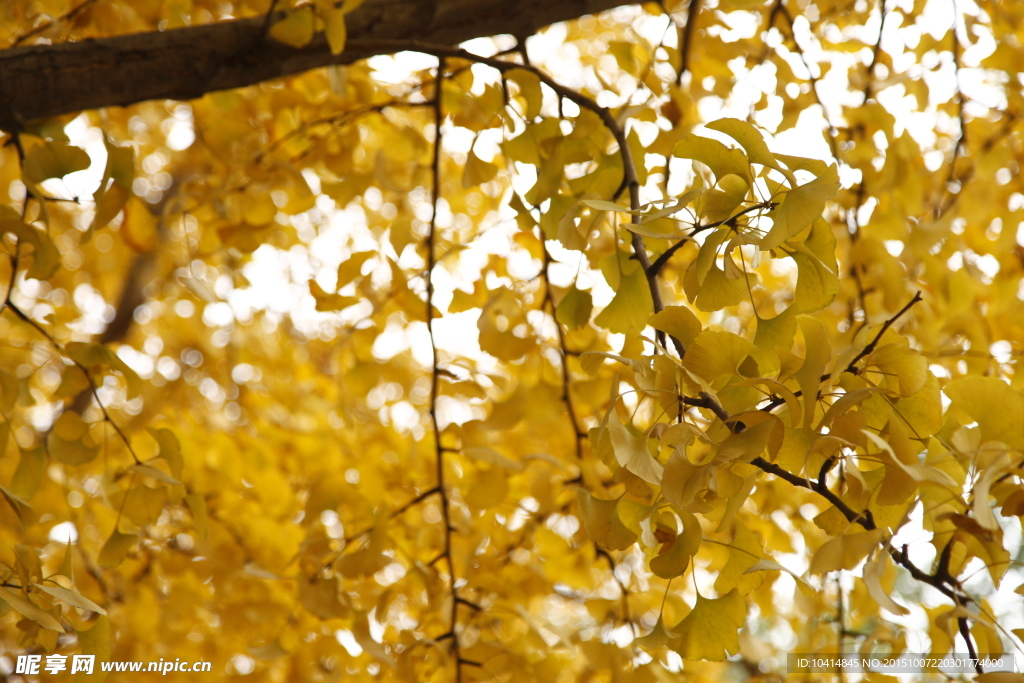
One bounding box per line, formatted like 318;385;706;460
64;342;143;398
336;251;375;289
868;343;928;397
607;410;664;485
128;463;180;486
185;493;208;540
649;305;702;349
761;163;839;250
862;552;910;616
650;511;701;579
0;586;65;633
11;446;45;499
112;485;168;526
627;128;648;185
0;219;61;280
705;118;792;183
89;140;133;234
636;616;679;649
555;285;593;330
33;583;107;616
336;508;390;578
268;6;315;48
478;287;536;360
593;261;653;333
576;489;639;551
671;589;746;661
944;377;1024;449
795;315;830;428
743;558;813;590
75;616;110;682
808;528;885;574
309;279;358;312
685;257;755;312
315;0;350;55
682;330;758;382
862;430;961;494
298;573;348;620
507;68;543;120
713;522;766;595
465;467;509;510
463;149;499;187
22;141;90;183
662;448;717;510
98;530;136;568
673;134;751;187
48;412;101;466
148;427;183;480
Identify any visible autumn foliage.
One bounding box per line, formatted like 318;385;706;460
1;0;1024;681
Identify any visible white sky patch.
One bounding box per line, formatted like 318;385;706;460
48;521;78;544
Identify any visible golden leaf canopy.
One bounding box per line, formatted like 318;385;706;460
1;0;1023;680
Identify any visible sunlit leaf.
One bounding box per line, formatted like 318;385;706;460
673;135;751;187
22;141;90;183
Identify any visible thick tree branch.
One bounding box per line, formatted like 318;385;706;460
0;0;631;130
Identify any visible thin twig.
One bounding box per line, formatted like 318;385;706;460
844;291;922;375
647;201;776;277
540;238;585;461
5;301;140;464
863;0;890;103
751;455;963;602
936;4;968;217
423;59;463;683
674;0;702;85
959;616;982;673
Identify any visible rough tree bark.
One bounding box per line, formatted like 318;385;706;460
0;0;631;131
